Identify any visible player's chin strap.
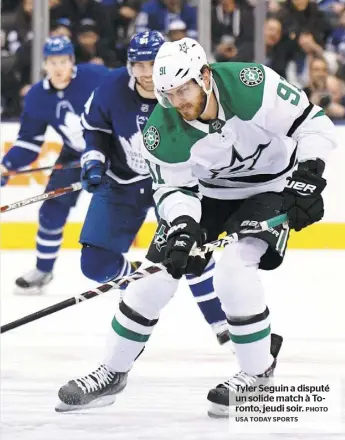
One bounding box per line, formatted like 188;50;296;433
0;214;288;334
198;71;213;117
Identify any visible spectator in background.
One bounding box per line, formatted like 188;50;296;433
326;74;345;118
303;56;330;102
316;0;345;27
1;0;21;13
278;0;332;43
167;19;187;41
99;0;117;4
1;0;67;63
278;0;332;86
303;56;345;119
267;0;283;15
212;0;254;62
74;18;121;67
60;0;116;46
264;17;297;78
136;0;197;40
1;0;66;117
277;0;332;54
50;18;73;39
327;9;345;77
317;0;345;14
327;9;345;51
1;0;67;95
2;0;35;57
110;0;142;64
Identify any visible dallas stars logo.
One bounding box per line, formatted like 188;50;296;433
179;42;189;54
154;224;167;251
239;67;264;87
144;126;160;151
209;142;270;178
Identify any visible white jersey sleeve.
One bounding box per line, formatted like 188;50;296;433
142;148;202;224
253;66;337;163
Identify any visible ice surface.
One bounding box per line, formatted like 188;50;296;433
1;249;344;440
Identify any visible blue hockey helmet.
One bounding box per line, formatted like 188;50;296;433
43;36;75;58
127;31;165;63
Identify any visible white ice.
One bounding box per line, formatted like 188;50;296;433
1;249;344;440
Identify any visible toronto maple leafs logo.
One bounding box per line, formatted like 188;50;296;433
58;111;86;152
119;130;149;175
209;142;270;179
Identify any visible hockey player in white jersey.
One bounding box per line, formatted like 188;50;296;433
56;38;336;416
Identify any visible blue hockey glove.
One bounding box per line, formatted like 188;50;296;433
81;151;106;193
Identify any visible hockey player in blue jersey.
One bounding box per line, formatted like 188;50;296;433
0;36;109;294
78;31;229;347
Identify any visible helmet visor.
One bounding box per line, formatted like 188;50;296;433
157;80;199;108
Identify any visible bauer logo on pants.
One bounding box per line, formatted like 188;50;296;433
144;126;160;151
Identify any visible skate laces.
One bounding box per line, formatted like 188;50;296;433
221;371;257;392
75;365;115;394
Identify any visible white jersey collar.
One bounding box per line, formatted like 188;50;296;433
128;75;136;91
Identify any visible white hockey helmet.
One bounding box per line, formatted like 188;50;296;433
153;38;212;108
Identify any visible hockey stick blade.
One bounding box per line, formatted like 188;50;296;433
0;213;287;334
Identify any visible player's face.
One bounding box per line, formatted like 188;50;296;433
44;55;74;88
163;80;207;121
132;61;154;92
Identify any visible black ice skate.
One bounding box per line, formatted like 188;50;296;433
15;268;53;295
216;329;231;346
212;321;231;346
207;333;283;418
55;364;128;412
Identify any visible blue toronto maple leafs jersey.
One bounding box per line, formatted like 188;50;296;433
2;64;109;170
81;67;157;184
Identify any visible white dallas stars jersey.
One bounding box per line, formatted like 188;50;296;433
142;62;336;224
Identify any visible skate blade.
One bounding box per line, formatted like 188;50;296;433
207;402;229;419
55;395;117;413
13;285;47;296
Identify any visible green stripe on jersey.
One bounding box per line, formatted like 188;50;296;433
230;325;271;344
112;318;150;343
312;109;326;118
156;188;199;212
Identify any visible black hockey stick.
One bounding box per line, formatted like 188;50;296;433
0;213;288;334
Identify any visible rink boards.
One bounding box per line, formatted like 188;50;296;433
1;122;345;250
